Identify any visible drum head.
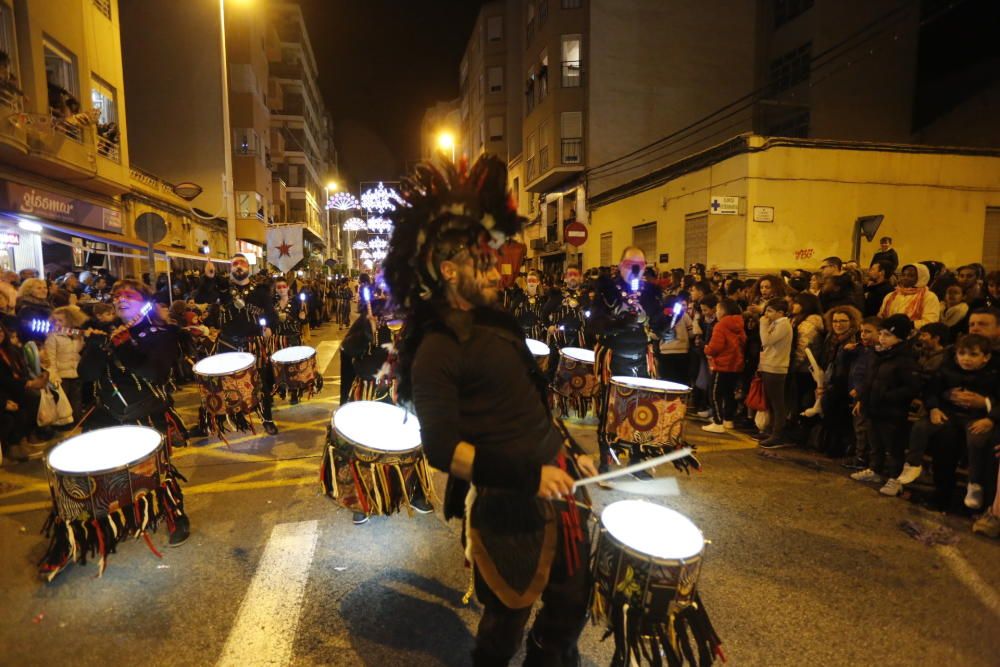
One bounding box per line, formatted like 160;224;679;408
194;352;256;376
610;376;690;392
48;426;162;475
525;338;550;357
561;346;595;364
601;500;703;561
333;401;421;452
272;345;317;364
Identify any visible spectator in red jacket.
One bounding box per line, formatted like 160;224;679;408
703;298;747;433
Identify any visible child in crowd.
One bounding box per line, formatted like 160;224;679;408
690;293;718;417
852;315;921;485
756;298;792;448
842;316;882;470
703;298;746;433
90;302;117;332
43;305;87;424
657;294;693;384
885;334;998;505
916;322;950;375
940;285;969;334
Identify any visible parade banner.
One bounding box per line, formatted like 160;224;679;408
267;223;304;272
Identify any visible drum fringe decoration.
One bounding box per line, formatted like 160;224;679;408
38;466;187;581
332;457;438;519
349;377;392;403
555;394;593;420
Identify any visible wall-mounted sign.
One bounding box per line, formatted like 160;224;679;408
563;221;588;247
0;230;20;247
0;181;122;232
753;206;774;223
709;195;739;215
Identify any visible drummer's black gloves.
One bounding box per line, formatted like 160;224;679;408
472;447;542;494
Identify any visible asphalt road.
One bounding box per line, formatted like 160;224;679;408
0;322;997;667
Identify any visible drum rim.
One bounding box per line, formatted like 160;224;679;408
46;425;165;477
600;500;705;565
331;402;422;455
560;346;595;362
609;376;691;393
193;352;256;377
271;345;317;364
525;338;550;357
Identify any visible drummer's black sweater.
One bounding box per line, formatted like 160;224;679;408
411;307;563;496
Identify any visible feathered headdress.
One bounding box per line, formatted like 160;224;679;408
383;155;524;311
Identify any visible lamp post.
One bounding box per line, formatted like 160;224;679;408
436;130;456;163
325;181;338;263
218;0;241;258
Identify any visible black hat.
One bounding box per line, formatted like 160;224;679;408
881;314;913;340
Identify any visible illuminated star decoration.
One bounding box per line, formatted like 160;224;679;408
366;216;393;234
370;249;387;261
360;182;405;214
277;238;294;257
326;192;360;211
342;217;367;231
368;237;389;250
352;240;369;250
360;250;373;260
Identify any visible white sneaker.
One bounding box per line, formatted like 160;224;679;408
702;422;726;434
850;468;883;483
965;483;984;509
896;463;923;485
695;410;711;419
879;478;902;496
722;420;735;429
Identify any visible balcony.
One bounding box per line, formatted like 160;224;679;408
561;61;582;88
526;156;536;182
525;140;585;192
0;86;27;151
97;135;120;163
270;61;303;80
236;217;266;245
539;146;549;173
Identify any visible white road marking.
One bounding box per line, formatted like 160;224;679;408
935;544;1000;620
316;340;341;378
216;520;320;667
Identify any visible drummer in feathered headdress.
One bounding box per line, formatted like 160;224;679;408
384;155;597;665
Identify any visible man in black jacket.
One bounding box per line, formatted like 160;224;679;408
194;255;279;435
819;256;864;312
864;260;895;317
870;236;899;275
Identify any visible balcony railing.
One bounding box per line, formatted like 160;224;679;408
526;156;536;181
270;62;303;80
561;138;583;164
561;61;582;88
539;146;549;173
93;0;111;18
53;117;83;143
97;135;120;163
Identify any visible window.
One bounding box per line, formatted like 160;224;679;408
487;16;503;41
488;66;503;93
488;116;504;142
632;222;657;264
233;128;260;155
538;120;550;172
512;177;520;209
525;68;536;113
44;41;78;96
684;213;708;268
237;192;264;220
768;42;811;95
562;0;583;8
774;0;813;27
93;0;112;19
561;35;582;87
90;76;116;125
538;52;549;103
0;3;18;89
600;232;612;266
526;132;537;180
539;0;548;25
560;111;583;164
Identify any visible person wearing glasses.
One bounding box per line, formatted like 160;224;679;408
818;256;864;312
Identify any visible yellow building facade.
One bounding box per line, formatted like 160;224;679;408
585;135;1000;274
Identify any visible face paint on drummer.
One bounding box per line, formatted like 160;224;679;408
565;268;581;290
230;255;251;283
456;241;500;307
113;288;147;322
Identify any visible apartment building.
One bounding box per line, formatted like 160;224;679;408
0;0;142;277
268;1;332;258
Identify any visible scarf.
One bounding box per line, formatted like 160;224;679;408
881;286;928;321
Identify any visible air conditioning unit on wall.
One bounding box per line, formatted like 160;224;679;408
529;238;545;250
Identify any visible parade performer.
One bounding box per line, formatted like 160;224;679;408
509;269;546;339
384;156;597;665
272;275;307;347
542;265;590;351
340;291;395;403
39;279;191;571
194;255;279;435
592;246;667;470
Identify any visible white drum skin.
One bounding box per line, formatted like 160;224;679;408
332;401;421;453
601;500;704;562
47;425;163;475
610;376;690;393
561;346;595;364
272;345;316;364
193;352;256;377
525;338;550;357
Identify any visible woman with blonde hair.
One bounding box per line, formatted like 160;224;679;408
44;305;88;424
16;277;52;345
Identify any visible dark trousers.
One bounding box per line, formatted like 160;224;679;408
472;518;590;666
868;416;908;478
760;371;787;436
656;352;688;384
709;371;739;424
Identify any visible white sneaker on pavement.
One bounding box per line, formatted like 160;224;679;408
896;463;923;485
695;410;711;419
722;420;735;429
702;422;726;434
964;483;984;509
850;468;883;483
879;478;902;496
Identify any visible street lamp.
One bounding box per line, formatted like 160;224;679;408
436;130;456;163
324;181;338;262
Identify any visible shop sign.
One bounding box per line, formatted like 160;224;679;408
1;181;122;232
0;230;20;247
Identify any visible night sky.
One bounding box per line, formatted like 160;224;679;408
300;0;489;188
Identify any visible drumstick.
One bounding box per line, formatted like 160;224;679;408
572;447;692;490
